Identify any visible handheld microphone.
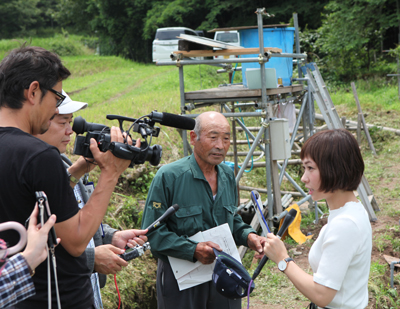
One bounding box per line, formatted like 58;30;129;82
146;204;180;233
119;204;179;261
251;208;298;280
149;111;195;130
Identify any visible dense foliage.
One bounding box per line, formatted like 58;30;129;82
0;0;399;80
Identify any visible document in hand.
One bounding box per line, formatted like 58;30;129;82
168;223;241;291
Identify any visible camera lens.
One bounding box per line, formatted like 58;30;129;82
147;145;162;166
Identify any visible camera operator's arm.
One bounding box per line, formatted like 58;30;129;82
55;127;138;256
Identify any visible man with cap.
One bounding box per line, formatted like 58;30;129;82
0;46;138;308
37;90;148;309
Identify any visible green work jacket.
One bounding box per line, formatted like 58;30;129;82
141;154;256;263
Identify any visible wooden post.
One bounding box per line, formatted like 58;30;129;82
351;82;377;156
357;113;362;145
231;103;240;201
341;116;346;128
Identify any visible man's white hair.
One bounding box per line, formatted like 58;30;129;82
193;117;202;141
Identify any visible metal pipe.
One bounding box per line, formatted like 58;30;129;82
156;53;306;66
297;194;313;206
293;13;303;79
265;125;274;228
224;103;306;200
184;111;264;118
273;210;288;224
390;261;400;287
235;122;266;184
308;87;315;134
217;67;242;73
178;66;188;156
278;95;307;186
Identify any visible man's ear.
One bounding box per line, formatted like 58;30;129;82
25;81;41;105
189;130;197;146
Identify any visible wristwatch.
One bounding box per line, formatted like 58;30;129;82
66;170;79;184
278;257;294;272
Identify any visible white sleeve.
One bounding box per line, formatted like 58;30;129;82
313;216;361;290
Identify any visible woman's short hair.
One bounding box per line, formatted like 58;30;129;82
300;129;364;192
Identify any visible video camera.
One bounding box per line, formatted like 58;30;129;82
72;111;195;168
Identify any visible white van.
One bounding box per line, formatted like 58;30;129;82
213;30;241;59
152;27;200;62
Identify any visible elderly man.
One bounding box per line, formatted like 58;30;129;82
36;91;148;309
141;111;264;309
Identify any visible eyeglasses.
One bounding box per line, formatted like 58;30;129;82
46;88;66;108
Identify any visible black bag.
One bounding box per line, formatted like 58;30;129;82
212;249;255;299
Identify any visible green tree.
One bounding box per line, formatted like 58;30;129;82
56;0;100;35
316;0;398;81
0;0;41;38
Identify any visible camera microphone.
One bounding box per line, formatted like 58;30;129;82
146;204;180;233
149;111;195;130
251;208;298;280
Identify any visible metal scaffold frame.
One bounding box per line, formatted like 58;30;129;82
155;8;378;230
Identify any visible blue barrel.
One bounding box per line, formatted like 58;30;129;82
239;27;295;87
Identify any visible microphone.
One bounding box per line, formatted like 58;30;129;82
149;111;195;130
251;208;298;280
119;204;179;262
146;204;180;233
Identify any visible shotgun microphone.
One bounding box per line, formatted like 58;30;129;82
146;204;180;233
251;208;298;280
149;111;195;130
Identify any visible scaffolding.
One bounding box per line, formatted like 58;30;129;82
155;8;378;233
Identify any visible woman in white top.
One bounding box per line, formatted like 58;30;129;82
263;129;372;309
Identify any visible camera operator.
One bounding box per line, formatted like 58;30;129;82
0;46;137;308
36;90;148;309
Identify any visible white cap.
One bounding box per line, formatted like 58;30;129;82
57;90;88;114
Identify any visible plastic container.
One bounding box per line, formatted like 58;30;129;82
239;27;295;87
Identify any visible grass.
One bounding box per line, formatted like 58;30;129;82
2;35;400;308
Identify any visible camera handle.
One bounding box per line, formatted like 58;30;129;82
109;142;140;160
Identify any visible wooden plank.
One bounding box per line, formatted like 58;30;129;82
177;34;244;50
351;82;377;156
185;85;303;101
173;47;282;58
383;255;400;268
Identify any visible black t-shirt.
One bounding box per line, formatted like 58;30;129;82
0;127;94;308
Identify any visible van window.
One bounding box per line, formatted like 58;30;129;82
155;30;184;40
184;30;197;36
216;33;239;43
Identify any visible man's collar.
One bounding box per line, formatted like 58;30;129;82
189;153;225;181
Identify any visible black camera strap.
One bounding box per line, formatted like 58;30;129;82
37;193;61;309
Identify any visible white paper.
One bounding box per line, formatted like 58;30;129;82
168;223;241;291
